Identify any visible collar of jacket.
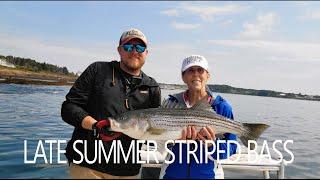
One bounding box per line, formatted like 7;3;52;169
204;87;226;106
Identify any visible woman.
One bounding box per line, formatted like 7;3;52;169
160;55;238;179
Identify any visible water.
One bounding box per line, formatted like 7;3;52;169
0;84;319;179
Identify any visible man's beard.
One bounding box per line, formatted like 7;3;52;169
122;59;145;72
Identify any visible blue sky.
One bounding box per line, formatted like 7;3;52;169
0;1;320;95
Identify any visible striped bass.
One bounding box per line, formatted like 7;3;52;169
108;100;269;147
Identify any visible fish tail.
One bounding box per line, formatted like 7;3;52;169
240;123;270;147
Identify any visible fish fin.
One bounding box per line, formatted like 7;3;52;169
190;99;212;112
147;127;166;135
174;103;183;109
240;123;270;148
161;99;184;109
173;103;178;108
161;99;170;108
161;99;169;108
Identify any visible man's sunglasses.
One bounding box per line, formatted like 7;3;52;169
121;44;146;53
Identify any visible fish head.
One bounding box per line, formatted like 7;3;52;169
109;115;150;139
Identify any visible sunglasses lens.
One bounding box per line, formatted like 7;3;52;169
135;44;146;53
123;44;133;52
122;44;146;53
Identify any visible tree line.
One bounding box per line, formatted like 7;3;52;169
0;55;75;76
207;84;320;101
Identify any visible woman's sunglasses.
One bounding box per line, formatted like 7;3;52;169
121;43;146;53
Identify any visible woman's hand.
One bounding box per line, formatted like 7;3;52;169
197;126;216;147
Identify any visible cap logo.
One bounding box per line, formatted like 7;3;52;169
184;56;202;65
122;29;145;39
120;28;147;46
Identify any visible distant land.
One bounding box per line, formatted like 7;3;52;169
0;54;319;101
0;55;77;85
159;83;320;102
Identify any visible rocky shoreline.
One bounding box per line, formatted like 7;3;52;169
0;66;77;86
0;76;74;86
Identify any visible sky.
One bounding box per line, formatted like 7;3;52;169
0;1;320;95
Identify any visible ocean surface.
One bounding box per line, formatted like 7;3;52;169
0;84;319;179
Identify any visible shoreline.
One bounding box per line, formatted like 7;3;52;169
0;76;74;86
0;65;77;86
1;78;319;102
1;66;319;101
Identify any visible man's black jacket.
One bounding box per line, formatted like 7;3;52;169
61;61;161;176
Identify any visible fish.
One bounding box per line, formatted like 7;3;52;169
108;99;269;148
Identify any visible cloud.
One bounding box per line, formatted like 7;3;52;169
205;39;320;95
240;12;278;38
207;39;320;62
161;3;249;22
144;42;199;84
293;1;312;6
219;19;233;27
180;4;248;22
300;10;320;20
161;9;180;17
171;22;201;30
0;33;118;73
161;3;248;31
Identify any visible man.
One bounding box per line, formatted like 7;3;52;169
61;28;161;179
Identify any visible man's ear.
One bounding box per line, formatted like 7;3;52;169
117;46;121;54
145;49;149;56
